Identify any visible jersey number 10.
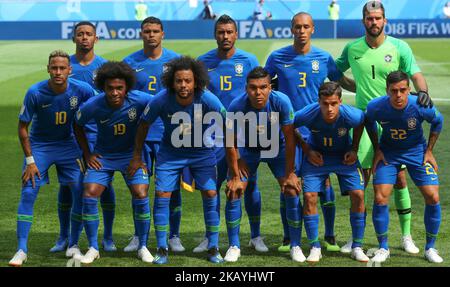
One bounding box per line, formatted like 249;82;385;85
55;112;67;125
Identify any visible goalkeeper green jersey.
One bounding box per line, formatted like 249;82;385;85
336;36;421;110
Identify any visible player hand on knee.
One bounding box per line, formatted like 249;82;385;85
237;158;250;179
226;178;246;199
22;163;41;188
343;150;357;165
281;172;301;195
85;153;103;170
372;148;387;175
423;150;438;172
127;156;146;177
306;150;324;167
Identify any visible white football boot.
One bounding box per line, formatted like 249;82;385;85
290;246;306;263
224;246;241;262
351;247;370;262
249;236;269;252
80;247;100;264
168;236;186;252
9;250;27;267
425;248;443;263
371;248;390;263
401;235;420;254
137;246;154;263
306;247;322;263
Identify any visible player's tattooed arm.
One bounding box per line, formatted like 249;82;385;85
424;131;440;172
338;75;356;93
343;123;363;165
127;121;150;177
19;121;40;188
74;122;102;170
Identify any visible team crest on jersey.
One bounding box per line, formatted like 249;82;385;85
338;128;347;137
407;117;417;129
162;64;168;73
312;60;320;73
69;96;78;109
235;63;244;75
128;108;137;121
384;54;393;63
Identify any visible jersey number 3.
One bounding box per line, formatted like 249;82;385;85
298;72;306;87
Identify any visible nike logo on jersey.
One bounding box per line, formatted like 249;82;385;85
207;68;216;72
311;129;320;133
284;64;294;68
100;119;110;124
431;177;437;181
380;121;390;124
354;56;362;60
41;104;52;108
135;68;145;73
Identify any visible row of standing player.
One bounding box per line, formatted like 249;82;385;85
9;0;442;266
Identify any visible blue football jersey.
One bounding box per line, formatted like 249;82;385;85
198;48;259;109
19;78;95;143
75;90;152;157
294;103;365;155
70;54;107;92
141;89;226;152
70;54;108;136
365;95;443;153
265;45;342;112
227;90;294;150
123;48;180;142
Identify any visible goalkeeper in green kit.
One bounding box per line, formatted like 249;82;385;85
335;1;433;255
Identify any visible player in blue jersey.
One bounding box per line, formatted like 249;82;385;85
123;17;185;253
294;82;369;263
223;67;301;262
73;61;153;264
49;22;118;254
264;12;355;252
9;50;95;266
365;71;443;264
128;56;227;264
193;14;265;253
70;21;118;252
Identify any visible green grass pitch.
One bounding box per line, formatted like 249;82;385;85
0;38;449;267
